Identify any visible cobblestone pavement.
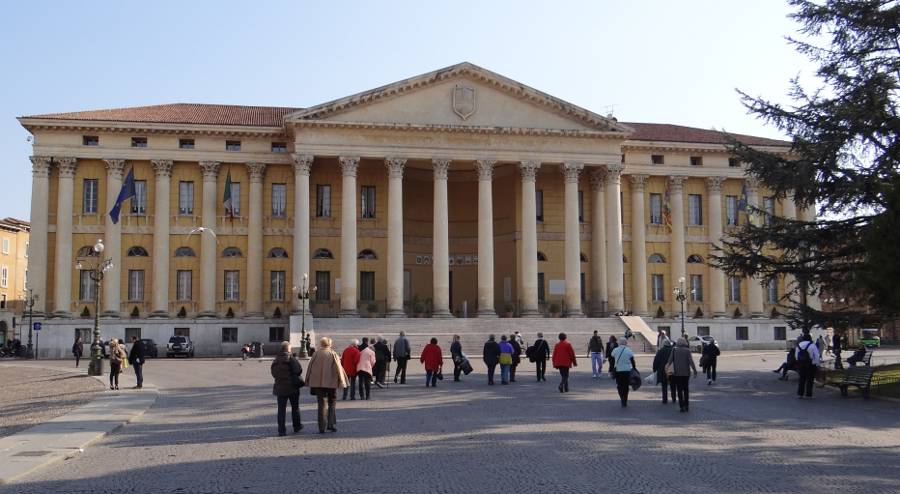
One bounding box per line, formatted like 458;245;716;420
0;364;104;439
3;351;900;494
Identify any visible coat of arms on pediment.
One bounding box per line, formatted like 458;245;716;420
452;84;476;120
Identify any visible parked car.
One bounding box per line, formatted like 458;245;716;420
140;339;159;358
166;336;194;358
860;329;881;348
687;335;715;353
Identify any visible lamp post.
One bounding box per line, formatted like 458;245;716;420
294;273;317;358
76;239;113;376
672;276;695;341
25;289;38;359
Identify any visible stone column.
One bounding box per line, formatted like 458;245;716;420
630;174;649;316
781;192;798;303
519;160;541;316
53;157;77;317
798;202;823;311
431;158;452;318
385;157;406;318
669;176;687;315
707;177;727;317
562;162;584;317
103;159;126;317
151;159;173;317
605;164;625;313
28;156;51;316
475;159;497;317
292;154;312;313
589;170;608;317
246;163;266;318
339;156;359;317
745;177;765;316
197;161;218;317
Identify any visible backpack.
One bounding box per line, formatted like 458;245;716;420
526;345;537;363
796;342;813;365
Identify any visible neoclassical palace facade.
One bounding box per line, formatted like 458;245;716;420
19;63;816;356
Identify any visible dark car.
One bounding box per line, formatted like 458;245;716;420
140;339;159;358
166;336;194;358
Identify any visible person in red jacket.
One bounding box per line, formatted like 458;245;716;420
551;332;577;393
341;339;361;400
420;338;444;387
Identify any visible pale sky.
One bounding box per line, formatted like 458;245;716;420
0;0;812;220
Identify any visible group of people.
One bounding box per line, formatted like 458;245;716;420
70;335;147;390
650;331;709;412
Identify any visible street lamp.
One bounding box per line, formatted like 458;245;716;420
294;273;317;358
76;239;113;376
672;276;695;341
25;289;38;359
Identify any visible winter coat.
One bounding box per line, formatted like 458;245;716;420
374;340;391;364
109;344;126;365
341;345;360;378
393;337;411;360
483;340;501;366
588;335;605;353
271;352;303;397
510;340;522;365
357;346;376;375
552;340;577;369
533;339;550;361
420;343;443;372
652;345;674;382
450;341;463;361
72;341;83;357
605;341;618;360
669;346;697;377
128;339;145;366
701;343;721;368
305;347;349;390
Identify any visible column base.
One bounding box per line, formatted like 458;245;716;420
520;309;542;318
712;312;728;319
385;309;407;318
100;311;120;319
245;312;265;319
52;310;72;319
197;311;218;319
148;311;170;319
339;310;359;318
431;310;454;319
750;313;767;319
564;310;585;318
476;309;498;318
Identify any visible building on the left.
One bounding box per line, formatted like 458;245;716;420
0;218;31;344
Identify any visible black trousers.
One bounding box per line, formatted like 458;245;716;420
357;371;372;399
394;358;409;383
673;375;690;410
75;354;81;367
536;358;546;381
276;391;301;434
109;361;121;388
453;359;462;380
797;365;816;397
342;376;357;400
486;363;497;384
705;360;717;381
314;388;337;433
374;362;386;384
510;363;518;382
132;363;143;387
659;375;676;403
558;366;570;391
615;371;631;406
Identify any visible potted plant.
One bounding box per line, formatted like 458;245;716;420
656;306;666;318
694;307;704;318
503;303;514;318
548;303;561;317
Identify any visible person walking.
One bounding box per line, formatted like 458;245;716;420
356;337;376;400
128;336;146;389
341;340;360;400
108;340;126;390
651;339;676;404
609;336;636;407
450;335;464;382
392;331;411;384
832;330;843;370
532;332;551;382
306;337;348;434
498;335;514;385
420;338;444;387
588;330;605;379
271;341;303;436
701;337;721;385
795;334;821;399
72;336;83;368
605;335;619;374
483;334;501;385
669;338;698;412
373;336;391;388
509;334;522;382
551;332;577;393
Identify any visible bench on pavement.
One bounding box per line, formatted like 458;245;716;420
839;366;875;399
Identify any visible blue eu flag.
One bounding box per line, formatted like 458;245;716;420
109;168;136;224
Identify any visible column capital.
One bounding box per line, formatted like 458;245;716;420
629;174;649;191
744;176;760;193
432;158;450;180
291;154;313;175
385;157;406;179
56;157;78;177
104;159;127;179
604;163;624;182
30;156;52;178
474;159;496;181
199;161;219;179
589;169;606;190
519;160;541;182
152;159;174;178
247;162;266;182
561;161;584;183
339;156;360;177
668;175;687;192
706;176;726;192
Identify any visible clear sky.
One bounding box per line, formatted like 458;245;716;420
0;0;811;220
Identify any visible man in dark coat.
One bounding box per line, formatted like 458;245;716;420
482;334;501;385
270;341;303;436
652;340;676;404
509;334;522;383
392;331;411;384
128;336;146;389
532;332;551;382
450;335;464;382
373;336;391;388
832;330;843;369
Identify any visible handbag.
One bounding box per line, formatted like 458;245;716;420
665;356;675;377
699;355;710;368
629;368;642;390
436;371;444;381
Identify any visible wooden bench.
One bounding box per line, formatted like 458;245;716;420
839;367;876;399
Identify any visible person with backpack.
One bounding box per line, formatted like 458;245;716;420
795;334;821;399
482;335;501;385
587;330;605;379
551;332;577;393
528;332;551;382
609;336;636;407
700;338;721;385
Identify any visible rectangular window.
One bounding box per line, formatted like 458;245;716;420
658;326;671;335
1;239;8;254
125;327;141;341
131;180;147;215
174;327;190;337
127;270;145;301
774;326;787;341
359;271;375;301
690;274;703;302
82;135;99;146
697;326;710;336
222;327;238;343
578;190;584;223
728;158;741;167
767;278;778;304
176;270;192;301
315;271;331;302
690;156;703;167
580;272;586;302
271;184;286;217
652;274;665;302
726;195;738;226
763;196;775;226
536;189;544;222
179;181;194;215
79;270;97;301
225;140;241;151
729;277;742;303
688;194;703;225
0;266;7;288
361;185;376;219
736;326;749;341
316;185;331;217
131;137;147;148
83;179;98;214
270;271;285;301
179;138;195;150
271;142;287;153
269;326;285;342
224;270;240;301
651;154;664;165
228;182;241;216
649;193;663;224
538;272;545;302
76;328;92;343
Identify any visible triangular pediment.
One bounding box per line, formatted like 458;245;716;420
286;62;632;136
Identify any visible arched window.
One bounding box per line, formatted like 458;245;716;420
648;253;667;263
222;247;243;258
127;246;149;257
174;246;196;257
313;248;333;260
77;246;99;257
268;247;288;258
580;253;589;263
687;254;704;264
357;249;377;260
537;252;548;262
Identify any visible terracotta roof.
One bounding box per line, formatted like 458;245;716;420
26;103;300;127
622;122;790;147
0;218;30;232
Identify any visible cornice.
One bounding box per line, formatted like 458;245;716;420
623;140;790;154
291;119;625;140
26;145;293;166
18;117;288;139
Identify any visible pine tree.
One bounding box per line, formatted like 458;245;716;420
714;0;900;334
